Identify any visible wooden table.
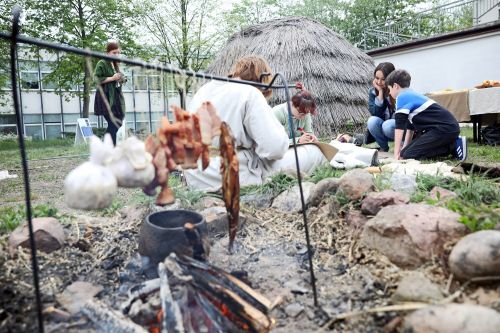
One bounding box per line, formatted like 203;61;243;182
427;88;500;143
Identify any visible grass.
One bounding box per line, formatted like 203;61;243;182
408;172;499;231
0;137;89;170
0;203;60;234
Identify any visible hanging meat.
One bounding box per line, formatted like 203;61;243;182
219;122;240;251
143;102;224;206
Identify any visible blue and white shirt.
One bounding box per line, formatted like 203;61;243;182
394;89;459;133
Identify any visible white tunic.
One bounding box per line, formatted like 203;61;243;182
184;80;289;191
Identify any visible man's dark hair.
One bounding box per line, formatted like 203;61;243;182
385;69;411;88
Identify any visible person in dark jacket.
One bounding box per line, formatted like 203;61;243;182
366;62;396;152
93;41;126;145
386;69;466;161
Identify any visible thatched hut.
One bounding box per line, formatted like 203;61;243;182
207;16;374;137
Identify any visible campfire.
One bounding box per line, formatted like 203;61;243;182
81;254;275;333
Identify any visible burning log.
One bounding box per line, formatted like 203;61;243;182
163;254;274;333
121;278;161;314
82;299;148;333
158;262;185;333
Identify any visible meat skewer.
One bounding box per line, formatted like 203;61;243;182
219;122;240;251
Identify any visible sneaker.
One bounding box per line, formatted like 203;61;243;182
454;136;467;161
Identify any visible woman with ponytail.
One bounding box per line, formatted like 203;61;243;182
272;82;318;144
366;62;396;152
93;41;127;145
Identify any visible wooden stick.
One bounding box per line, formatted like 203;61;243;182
120;278;161;313
158;262;185;333
82;299;148;333
316;303;429;333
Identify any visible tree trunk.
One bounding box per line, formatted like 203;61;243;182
82;62;91;118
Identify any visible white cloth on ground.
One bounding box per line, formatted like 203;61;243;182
266;144;327;177
184;81;289;191
329;140;378;169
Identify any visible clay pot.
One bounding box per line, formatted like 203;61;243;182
138;210;208;269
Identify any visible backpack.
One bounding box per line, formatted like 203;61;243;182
481;124;500;146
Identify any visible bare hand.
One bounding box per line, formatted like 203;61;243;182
298;133;317;144
112;73;122;81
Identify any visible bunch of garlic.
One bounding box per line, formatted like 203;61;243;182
65;135;117;210
64;134;154;210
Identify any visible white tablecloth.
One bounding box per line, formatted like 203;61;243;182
469;86;500;116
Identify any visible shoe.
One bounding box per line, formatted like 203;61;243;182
454;136;467;161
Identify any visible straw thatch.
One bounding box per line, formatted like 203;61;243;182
207;16;374;137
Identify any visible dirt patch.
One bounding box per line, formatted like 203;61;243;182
1;156;498;333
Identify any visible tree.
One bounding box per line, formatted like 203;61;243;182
134;0;224;106
21;0;147;118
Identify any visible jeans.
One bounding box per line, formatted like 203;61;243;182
401;130;458;160
367;116;395;151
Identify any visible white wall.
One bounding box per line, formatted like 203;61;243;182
371;31;500;94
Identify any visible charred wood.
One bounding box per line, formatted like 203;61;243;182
158;262;185;333
121;278;161;314
81;299;148;333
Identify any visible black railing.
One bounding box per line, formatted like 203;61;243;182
1;5;319;333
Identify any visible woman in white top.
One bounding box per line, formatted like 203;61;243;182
185;56;326;191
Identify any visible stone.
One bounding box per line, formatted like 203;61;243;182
240;190;274;209
337;169;375;200
448;230;500;281
152;199;183;211
284;279;309;294
9;217;65;255
308;178;341;207
403;303;500;333
271;182;315;213
196;196;225;209
284;303;304;318
360;189;409;216
345;210;369;230
56;281;103;314
200;206;247;236
429;186;457;202
361;204;467;268
390;173;417;195
393;272;444;303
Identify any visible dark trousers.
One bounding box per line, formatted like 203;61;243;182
401;129;458;160
102;112;120;145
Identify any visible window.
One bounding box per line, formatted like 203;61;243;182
148;76;161;91
134;75;148;90
20;71;40;90
41;72;57;90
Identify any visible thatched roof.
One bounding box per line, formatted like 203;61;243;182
207;16;374;137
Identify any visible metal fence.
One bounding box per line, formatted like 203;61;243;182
361;0;500;50
1;6;318;333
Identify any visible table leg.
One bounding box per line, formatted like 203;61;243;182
478;115;482;144
472;116;477;143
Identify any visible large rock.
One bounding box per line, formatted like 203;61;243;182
449;230;500;281
9;217;65;255
308;178;340;207
361;204;467;268
403;303;500;333
200;206;247;236
241;190;274;209
337;169;375;200
345;210;369;230
56;281;103;314
390;173;417;195
360;190;409;216
429;186;457;203
393;272;444;303
271;182;315;213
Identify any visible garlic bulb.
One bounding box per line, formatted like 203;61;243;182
64;161;117;210
105;136;155;187
64;135;117;210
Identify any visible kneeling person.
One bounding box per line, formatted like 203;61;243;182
385;69;466;161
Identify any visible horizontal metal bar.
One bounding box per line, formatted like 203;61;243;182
0;31;295;90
